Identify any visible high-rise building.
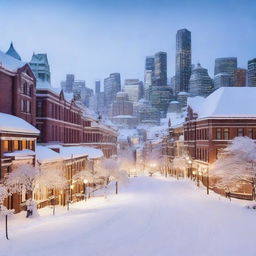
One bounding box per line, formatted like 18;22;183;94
104;73;121;109
133;99;160;125
234;68;247;87
248;58;256;87
153;52;167;87
213;73;231;89
111;92;133;116
144;70;153;100
145;56;155;71
214;57;237;85
175;29;192;94
189;63;213;97
149;85;173;116
123;79;143;102
95;80;101;94
61;74;75;93
73;80;93;106
144;56;155;100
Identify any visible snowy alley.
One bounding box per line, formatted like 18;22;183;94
0;176;256;256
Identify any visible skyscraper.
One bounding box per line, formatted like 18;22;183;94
104;73;121;109
214;73;231;89
214;57;237;85
189;63;213;97
175;29;192;94
248;58;256;87
234;68;247;87
144;56;155;100
123;79;143;102
153;51;167;87
61;74;75;93
95;80;101;94
145;56;155;71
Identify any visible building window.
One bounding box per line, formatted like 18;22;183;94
21;99;25;112
3;140;9;152
223;128;229;140
248;128;253;138
27;101;31;113
37;101;43;117
29;85;33;96
237;128;244;137
216;128;222;140
13;140;19;151
23;82;27;95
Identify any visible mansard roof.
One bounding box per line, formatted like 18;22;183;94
30;53;49;64
6;42;22;61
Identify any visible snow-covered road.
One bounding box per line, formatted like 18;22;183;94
1;176;256;256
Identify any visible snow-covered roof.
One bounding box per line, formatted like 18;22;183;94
4;149;35;158
36;146;63;163
47;145;103;160
0;112;40;135
37;81;53;90
0;50;26;72
188;87;256;119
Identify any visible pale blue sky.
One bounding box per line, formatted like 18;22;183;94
0;0;255;90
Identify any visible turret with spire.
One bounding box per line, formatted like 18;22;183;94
6;42;21;61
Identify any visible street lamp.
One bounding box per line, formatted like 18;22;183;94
83;179;88;201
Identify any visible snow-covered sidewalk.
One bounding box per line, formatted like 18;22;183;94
0;176;256;256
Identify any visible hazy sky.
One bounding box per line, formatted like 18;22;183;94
0;0;255;90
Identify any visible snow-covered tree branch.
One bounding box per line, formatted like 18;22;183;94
5;164;40;196
209;137;256;194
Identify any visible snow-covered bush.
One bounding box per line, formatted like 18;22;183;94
209;137;256;194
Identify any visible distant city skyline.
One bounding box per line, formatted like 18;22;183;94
0;0;255;89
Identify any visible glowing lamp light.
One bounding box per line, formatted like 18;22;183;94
70;184;74;189
192;171;196;175
188;160;192;164
83;179;88;184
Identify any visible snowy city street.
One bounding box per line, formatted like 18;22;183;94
1;176;256;256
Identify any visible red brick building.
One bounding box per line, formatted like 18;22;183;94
183;87;256;198
0;44;36;125
0;113;39;212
